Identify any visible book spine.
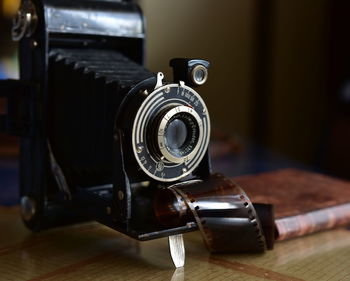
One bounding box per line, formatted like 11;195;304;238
276;203;350;241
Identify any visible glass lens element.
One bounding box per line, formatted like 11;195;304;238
194;69;205;83
162;112;199;159
164;119;188;149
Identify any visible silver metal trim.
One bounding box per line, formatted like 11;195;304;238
190;65;208;86
45;5;144;39
168;234;185;268
155;72;164;89
137;93;164;143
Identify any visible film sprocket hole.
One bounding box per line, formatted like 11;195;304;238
0;0;270;267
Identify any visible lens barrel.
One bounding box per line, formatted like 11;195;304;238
154;105;202;164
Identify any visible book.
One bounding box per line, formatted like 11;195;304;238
234;169;350;240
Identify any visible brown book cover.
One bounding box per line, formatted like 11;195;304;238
234;169;350;241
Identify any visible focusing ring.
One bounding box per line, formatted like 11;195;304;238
156;105;203;164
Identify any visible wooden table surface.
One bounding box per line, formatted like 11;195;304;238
1;206;350;281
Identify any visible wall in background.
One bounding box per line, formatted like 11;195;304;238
138;0;256;138
139;0;330;166
266;0;329;163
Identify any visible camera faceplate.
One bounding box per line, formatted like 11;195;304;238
132;83;210;182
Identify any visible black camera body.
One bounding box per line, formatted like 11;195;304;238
1;0;211;239
1;1;270;266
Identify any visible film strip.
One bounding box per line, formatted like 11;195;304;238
156;174;269;253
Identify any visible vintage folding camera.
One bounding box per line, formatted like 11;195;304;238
0;0;269;267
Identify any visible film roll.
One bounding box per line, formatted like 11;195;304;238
154;174;274;253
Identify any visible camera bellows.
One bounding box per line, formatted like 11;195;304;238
47;48;155;187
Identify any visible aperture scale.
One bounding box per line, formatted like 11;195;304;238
131;81;210;182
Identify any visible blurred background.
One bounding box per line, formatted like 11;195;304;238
137;0;350;179
0;0;349;205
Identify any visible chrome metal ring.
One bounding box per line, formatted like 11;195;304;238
157;105;203;164
190;65;208;86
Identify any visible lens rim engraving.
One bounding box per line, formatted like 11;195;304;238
157;105;202;164
132;83;210;182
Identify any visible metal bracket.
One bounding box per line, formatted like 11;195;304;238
155;72;164;89
12;0;38;41
113;129;132;222
168;234;185;268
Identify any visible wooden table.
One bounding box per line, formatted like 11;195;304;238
1;206;350;281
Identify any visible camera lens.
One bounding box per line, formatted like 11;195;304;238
155;105;202;164
164;118;188;150
163;112;199;160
